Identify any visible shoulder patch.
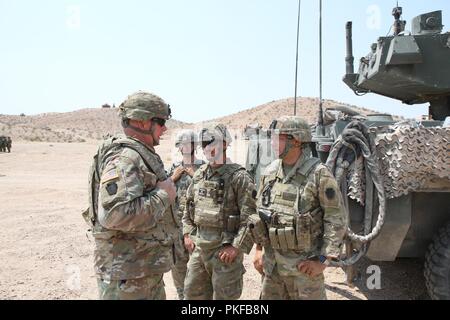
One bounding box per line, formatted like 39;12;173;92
105;182;118;195
101;168;119;184
325;187;336;200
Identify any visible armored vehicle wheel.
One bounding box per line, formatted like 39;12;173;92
424;222;450;300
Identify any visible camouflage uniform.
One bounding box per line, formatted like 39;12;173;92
168;130;205;300
253;116;347;300
6;137;11;153
83;91;177;300
182;124;256;300
0;136;5;152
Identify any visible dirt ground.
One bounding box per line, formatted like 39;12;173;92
0;139;430;300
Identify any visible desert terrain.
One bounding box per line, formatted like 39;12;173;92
0;97;428;300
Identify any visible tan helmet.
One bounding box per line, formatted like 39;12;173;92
269;116;312;142
175;129;199;147
199;123;232;146
118;91;171;121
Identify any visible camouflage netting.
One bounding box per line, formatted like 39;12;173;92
347;125;450;204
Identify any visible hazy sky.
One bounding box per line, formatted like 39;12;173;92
1;0;449;122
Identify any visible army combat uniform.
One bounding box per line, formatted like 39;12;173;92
249;116;347;300
182;160;256;300
255;153;347;300
83;91;176;300
167;159;205;300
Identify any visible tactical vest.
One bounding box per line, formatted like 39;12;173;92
83;134;177;240
192;163;244;234
261;157;322;254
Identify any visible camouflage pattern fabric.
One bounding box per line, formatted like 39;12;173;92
260;257;326;300
97;274;165;300
118;91;171;121
182;161;257;300
269;116;312;142
346;125;450;202
86;134;177;300
167;159;205;300
184;245;245;300
256;154;346;300
0;136;10;152
6;137;11;152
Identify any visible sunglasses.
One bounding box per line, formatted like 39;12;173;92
152;118;166;127
201;137;215;149
272;134;294;140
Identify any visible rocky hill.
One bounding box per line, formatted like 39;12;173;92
0;97;401;142
0;108;188;142
204;97;398;129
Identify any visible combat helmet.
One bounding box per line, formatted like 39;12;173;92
199;123;233;147
269;116;312;142
175;129;199;147
118;91;171;121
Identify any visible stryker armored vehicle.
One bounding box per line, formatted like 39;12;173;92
313;6;450;299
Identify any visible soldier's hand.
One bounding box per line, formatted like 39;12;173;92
219;245;240;264
157;178;177;203
297;260;326;278
184;234;195;253
171;166;185;183
184;166;195;177
253;246;264;275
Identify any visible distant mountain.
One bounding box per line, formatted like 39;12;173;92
203;97;399;129
0;108;188;142
0;97;401;142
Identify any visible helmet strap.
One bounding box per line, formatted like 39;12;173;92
279;138;300;159
278;139;293;159
122;118;154;135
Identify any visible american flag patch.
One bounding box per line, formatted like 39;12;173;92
101;168;119;184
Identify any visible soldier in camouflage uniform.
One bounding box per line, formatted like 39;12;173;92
251;116;347;300
167;129;205;300
6;137;11;153
182;123;256;300
83;91;178;300
0;136;5;152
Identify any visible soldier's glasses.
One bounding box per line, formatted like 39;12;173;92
152;118;166;127
201;137;215;149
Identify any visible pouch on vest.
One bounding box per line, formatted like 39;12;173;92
194;180;221;227
285;227;296;250
269;227;280;249
277;228;289;251
272;215;296;251
226;215;240;233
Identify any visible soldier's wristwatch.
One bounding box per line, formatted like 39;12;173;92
318;255;330;266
